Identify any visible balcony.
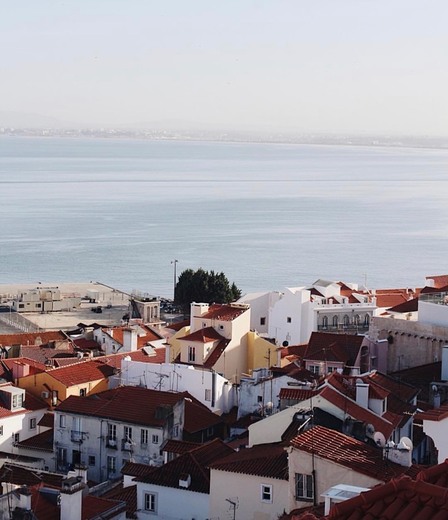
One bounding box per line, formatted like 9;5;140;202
317;324;369;333
106;438;118;449
121;439;133;452
70;431;86;443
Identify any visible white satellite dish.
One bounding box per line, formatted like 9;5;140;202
397;436;413;451
373;431;386;448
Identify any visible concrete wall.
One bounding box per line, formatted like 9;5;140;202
247;332;277;373
136;483;209;520
287;448;383;512
209;469;289;520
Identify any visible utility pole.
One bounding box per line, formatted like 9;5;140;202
171;259;178;300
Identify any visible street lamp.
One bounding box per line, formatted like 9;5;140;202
171;259;178;300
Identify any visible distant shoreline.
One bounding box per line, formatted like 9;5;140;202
1;130;448;151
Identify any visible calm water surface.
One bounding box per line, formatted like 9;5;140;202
0;137;447;296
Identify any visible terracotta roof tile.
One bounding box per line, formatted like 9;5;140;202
16;428;54;452
305;333;363;367
0;331;66;347
103;483;137;519
203;339;230;368
200;304;248;321
82;494;127;520
107;324;163;348
179;326;225;343
327;476;448;520
0;463;63;488
290;426;408;481
279;388;319;401
55;386;202;428
183;399;224;434
135;438;234;493
46;359;116;386
38;412;54;428
161;439;201;455
210;443;288;480
415;404;448;422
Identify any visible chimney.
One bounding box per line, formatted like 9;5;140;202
164;343;171;364
12;361;30;381
60;477;85;520
179;473;191;488
385;437;413;467
123;328;138;352
355;380;369;409
18;486;32;511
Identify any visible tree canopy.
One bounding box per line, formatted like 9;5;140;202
174;268;242;311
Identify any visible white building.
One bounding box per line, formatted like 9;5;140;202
53;386;187;481
119;358;236;414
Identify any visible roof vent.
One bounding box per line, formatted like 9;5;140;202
179;473;191;488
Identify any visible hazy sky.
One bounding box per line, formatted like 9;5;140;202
1;1;447;135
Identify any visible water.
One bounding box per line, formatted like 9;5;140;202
0;136;447;297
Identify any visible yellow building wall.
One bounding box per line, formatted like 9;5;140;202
18;372;110;408
247;331;278;373
168;326;190;362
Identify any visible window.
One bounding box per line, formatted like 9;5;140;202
219;325;224;330
260;317;266;326
19;304;24;309
152;434;159;444
261;484;273;503
13;433;19;444
0;425;3;436
257;395;263;403
29;418;36;430
327;366;336;373
57;447;67;470
295;473;313;501
364;314;370;327
287;317;292;323
343;315;350;327
107;456;116;475
144;492;157;513
59;415;66;428
205;389;212;401
88;456;96;466
188;346;196;363
79;388;87;397
173;425;179;437
141;429;149;445
206;426;214;437
332;315;339;327
309;365;320;375
322;316;328;329
108;423;117;441
124;426;133;441
354;314;360;326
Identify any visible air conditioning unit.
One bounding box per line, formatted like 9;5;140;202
41;391;49;399
108;439;116;447
124;442;132;451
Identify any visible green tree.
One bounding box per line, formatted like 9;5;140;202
174;268;242;312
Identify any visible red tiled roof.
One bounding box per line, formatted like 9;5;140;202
0;357;46;380
210;443;288;480
16;428;54;452
426;274;448;289
19;344;75;365
280;344;308;359
55;386;198;428
415;404;448;422
305;333;363;367
0;463;63;488
327;475;448;520
38;411;54;428
46;359;116;386
183;399;224;434
318;386;397;438
166;319;190;331
162;439;201;455
179;326;225;343
375;293;411;308
82;494;127;519
107;324;163;348
417;459;448;487
0;331;66;347
121;461;155;479
203;339;230;368
388;297;419;314
368;371;419;402
135;438;234;493
200;304;248;321
290;425;408;481
103;483;137;519
272;364;318;383
279;388;319;401
73;338;100;350
94;346;167;369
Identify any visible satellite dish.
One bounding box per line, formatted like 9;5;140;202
374;431;386;448
282;341;289;347
397;436;413;451
365;423;375;437
432;384;439;393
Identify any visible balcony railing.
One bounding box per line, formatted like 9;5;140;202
419;291;448;306
121;439;133;451
317;324;369;333
70;431;87;443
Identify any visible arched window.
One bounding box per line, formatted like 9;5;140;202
364;314;370;327
343;315;350;327
332;315;339;327
322;316;328;329
354;314;360;326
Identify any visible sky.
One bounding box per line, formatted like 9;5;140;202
1;1;447;135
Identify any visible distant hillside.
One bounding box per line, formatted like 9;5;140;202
0;111;72;129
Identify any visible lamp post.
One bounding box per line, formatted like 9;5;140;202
171;259;178;300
